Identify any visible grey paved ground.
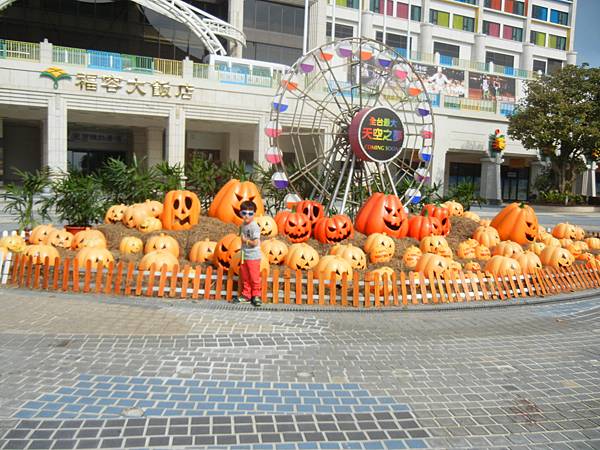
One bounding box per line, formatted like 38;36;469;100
0;288;599;450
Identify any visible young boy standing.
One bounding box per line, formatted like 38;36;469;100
236;200;263;307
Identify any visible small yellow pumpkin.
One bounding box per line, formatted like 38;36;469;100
464;261;481;272
261;239;288;265
456;241;476;259
29;224;54;245
415;253;449;275
492;241;524;259
516;251;543;274
284;243;319;271
528;242;546;256
0;235;27;253
255;215;278;238
584;237;600;250
485;255;522;277
330;244;367;270
23;244;60;265
119;236;143;254
139;250;179;271
122;205;149;229
138;217;163;233
552;222;577;240
473;226;500;248
144;233;180;257
441;200;463;217
474;245;491;260
104;204;127;224
76;247;114;269
142;200;164;218
539;246;574;268
72;229;107;251
44;229;74;249
364;233;395;263
314;255;352;281
419;235;448;254
189;239;217;263
402;246;422;268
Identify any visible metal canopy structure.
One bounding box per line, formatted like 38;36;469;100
0;0;246;56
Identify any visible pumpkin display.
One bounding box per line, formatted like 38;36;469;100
72;229;106;251
119;236;143;254
230;251;270;275
23;244;60;265
29;224;54;245
473;226;500;248
139;250;179;271
313;215;354;244
542;235;561;247
441;200;463;217
528;242;546;256
368;266;395;288
566;242;588;259
402;246;422;268
552;222;577;240
539;246;574;268
485;255;522;277
415;253;449;276
456;241;476;260
104;204;127;224
407;212;441;240
162;190;201;231
474;245;491;260
354;193;409;238
579;252;594;263
138;217;163;233
284;243;319;270
492;240;524;259
586;258;600;270
189;239;217;263
330;244;366;270
490;202;539;245
538;228;551;241
516;252;543;274
123;205;149;228
421;204;451;235
213;234;242;269
464;261;481;272
462;211;481;223
76;247;114;269
44;229;74;249
559;238;574;248
261;239;288;265
419;235;449;254
363;233;395;263
437;246;453;259
208;179;264;226
275;211;312;243
314;255;352;281
142;200;164;218
0;235;26;253
447;260;462;271
255;215;278;238
144;233;180;257
573;226;585;241
295;200;324;228
584;237;600;250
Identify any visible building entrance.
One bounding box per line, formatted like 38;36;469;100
501;166;530;201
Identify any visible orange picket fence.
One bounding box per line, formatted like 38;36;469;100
2;253;600;307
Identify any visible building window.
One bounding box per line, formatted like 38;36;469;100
486;51;515;68
448;163;481;193
532;5;548;21
504;0;525;16
452;14;475;32
503;25;523;42
550;9;569;25
530;30;546;46
334;0;359;8
396;2;408;18
376;31;407;49
484;0;502;10
533;59;546;74
548;34;567;50
326;23;354;39
244;0;304;36
411;5;422;21
430;9;450;27
454;0;477;4
547;59;563;74
483;20;501;37
434;42;460;59
244;42;302;65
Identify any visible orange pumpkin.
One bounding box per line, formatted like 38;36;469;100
419;235;448;254
573;226;585;241
485;255;522;276
542;235;561;247
104;204;127;224
584;237;600;250
213;234;242;269
463;238;480;249
189;239;217;263
364;233;395;263
462;211;481;222
29;224;54;245
354;193;409;238
138;217;163;233
402;246;422;268
330;244;366;270
261;239;288;265
456;241;476;259
284;243;319;270
139;250;179;271
23;244;60;265
492;241;524;259
72;229;106;251
415;253;449;275
76;247;114;269
421;204;451;235
0;235;26;253
144;233;180;257
44;229;74;249
230;251;270;275
313;215;354;244
579;252;594;263
275;211;312;243
447;260;462;271
119;236;143;254
464;261;481;272
559;238;574;248
368;266;395;288
255;215;278;238
566;241;588;259
142;200;164;218
528;242;546;256
208;179;264;226
437;246;453;259
516;252;542;274
539;246;574;268
295;200;325;228
122;205;149;228
473;226;500;248
552;222;577;240
314;255;352;281
161;190;200;231
441;200;463;217
490;202;539;245
474;245;491;260
407;212;441;240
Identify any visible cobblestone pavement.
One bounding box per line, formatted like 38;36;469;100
0;288;599;450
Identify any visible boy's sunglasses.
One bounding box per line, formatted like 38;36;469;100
240;211;255;217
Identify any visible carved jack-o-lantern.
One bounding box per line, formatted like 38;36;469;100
415;253;449;276
540;246;574;269
492;240;524;259
29;224;54;245
364;233;395;263
44;229;74;249
275;211;312;243
284;243;319;271
76;247;114;269
516;251;543;274
441;200;463;217
330;244;366;270
457;241;476;260
490;202;539;245
208;179;265;226
137;217;163;234
314;255;353;281
122;205;149;229
255;215;278;238
485;255;522;277
24;244;60;265
420;235;449;254
0;235;26;253
142;200;164;218
407;212;442;240
104;204;127;224
213;234;242;269
162;190;200;231
473;226;500;248
421;204;451;235
528;242;546;256
475;245;491;260
464;261;481;272
139;250;179;271
189;239;217;263
295;200;324;228
119;236;143;254
355;193;409;238
261;239;288;265
402;246;422;268
72;229;106;251
144;233;180;257
313;215;354;244
552;222;577;240
437;246;453;259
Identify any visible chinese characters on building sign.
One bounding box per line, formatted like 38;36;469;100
74;74;194;100
349;107;405;163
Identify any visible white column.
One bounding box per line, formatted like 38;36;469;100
473;33;487;63
568;0;577;52
255;117;269;168
44;95;68;174
521;43;534;71
361;11;375;40
223;131;240;163
479;153;503;204
567;51;577;65
182;57;194;80
40;38;53;65
418;23;433;56
228;0;245;58
308;0;327;50
167;107;186;167
147;127;164;167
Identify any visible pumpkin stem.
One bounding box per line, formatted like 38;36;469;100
519;202;526;208
423;209;429;217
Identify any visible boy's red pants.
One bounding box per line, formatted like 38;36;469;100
240;259;261;298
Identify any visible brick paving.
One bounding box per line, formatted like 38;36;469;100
0;288;599;449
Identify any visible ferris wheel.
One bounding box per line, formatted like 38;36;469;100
264;37;435;217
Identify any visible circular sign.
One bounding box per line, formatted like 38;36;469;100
349;107;405;163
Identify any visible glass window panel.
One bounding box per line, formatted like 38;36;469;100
411;5;421;21
269;3;282;33
255;1;269;29
396;2;408;18
452;15;463;30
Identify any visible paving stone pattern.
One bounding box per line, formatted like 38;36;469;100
0;288;599;449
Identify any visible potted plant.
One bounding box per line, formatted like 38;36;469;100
2;167;51;232
45;170;106;234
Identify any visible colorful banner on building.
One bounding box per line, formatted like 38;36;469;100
412;64;466;97
468;73;516;101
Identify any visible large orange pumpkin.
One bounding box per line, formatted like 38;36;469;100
492;240;524;259
122;205;149;228
354;193;408;238
284;243;319;270
104;204;127;224
213;234;242;269
490;202;539;245
161;190;200;231
76;247;114;269
139;250;179;271
415;253;449;275
516;252;543;274
314;255;352;281
330;244;366;270
363;233;395;263
208;179;264;226
539;246;574;268
473;226;500;248
313;215;354;244
23;244;60;265
552;222;577;240
407;212;441;240
295;200;324;228
255;215;278;238
44;229;74;249
189;239;217;263
29;224;54;245
275;211;312;243
144;233;180;257
485;255;522;276
584;237;600;250
261;239;288;265
72;229;106;251
421;204;451;235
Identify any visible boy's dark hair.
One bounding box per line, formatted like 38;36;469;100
240;200;257;212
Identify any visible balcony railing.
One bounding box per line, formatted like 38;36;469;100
0;39;40;61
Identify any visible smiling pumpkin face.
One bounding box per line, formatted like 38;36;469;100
490;202;539;245
0;235;26;253
123;205;149;229
119;236;143;254
144;233;180;258
45;229;74;249
213;234;242;269
161;190;200;231
208;179;265;226
415;253;449;276
355;193;409;238
419;235;449;254
138;217;163;234
330;244;366;270
313;215;354;244
314;255;353;281
295;200;325;229
275;211;312;243
104;204;127;224
255;215;278;238
539;246;574;269
284;243;319;271
261;239;288;265
363;233;395;263
29;224;54;245
402;246;422;268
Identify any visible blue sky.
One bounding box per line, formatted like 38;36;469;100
575;0;600;66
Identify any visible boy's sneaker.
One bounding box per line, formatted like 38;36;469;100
251;296;263;307
234;296;250;304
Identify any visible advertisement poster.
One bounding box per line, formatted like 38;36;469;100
412;64;466;97
468;73;516;101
